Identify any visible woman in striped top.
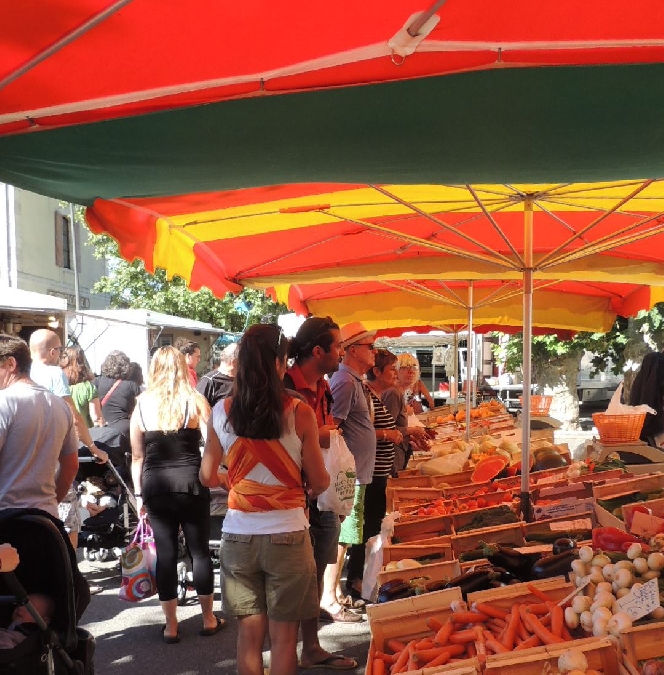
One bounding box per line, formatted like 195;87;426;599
345;349;403;598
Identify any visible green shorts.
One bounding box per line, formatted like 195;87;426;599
338;484;366;546
220;529;318;622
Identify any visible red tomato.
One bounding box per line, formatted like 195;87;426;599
466;499;478;510
477;497;487;508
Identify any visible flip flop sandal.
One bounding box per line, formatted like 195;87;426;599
199;616;226;636
161;626;181;644
299;655;359;670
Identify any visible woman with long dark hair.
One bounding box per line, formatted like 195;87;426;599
61;345;104;428
200;324;329;675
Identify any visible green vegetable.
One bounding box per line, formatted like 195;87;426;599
456;505;520;532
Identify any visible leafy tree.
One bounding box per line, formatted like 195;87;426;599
77;213;287;331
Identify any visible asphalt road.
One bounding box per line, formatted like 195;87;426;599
78;558;371;675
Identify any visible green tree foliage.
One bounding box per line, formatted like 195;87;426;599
85;227;287;331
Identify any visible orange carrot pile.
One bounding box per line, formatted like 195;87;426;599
374;586;574;674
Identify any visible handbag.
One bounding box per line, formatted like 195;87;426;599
317;430;356;516
119;515;158;602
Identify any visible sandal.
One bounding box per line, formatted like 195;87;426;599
319;607;363;623
338;594;366;610
199;616;225;636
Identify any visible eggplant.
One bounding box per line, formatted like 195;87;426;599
530;549;578;580
482;543;542;581
377;581;415;603
444;569;494;598
552;537;576;555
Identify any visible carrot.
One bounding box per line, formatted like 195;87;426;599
449;629;479;644
473;603;509;620
503;604;520;650
426;617;445;632
540;613;551;627
414;638;435;650
434;619;455;646
520;608;564;645
516;618;529;642
526;602;550;615
374;652;397;664
426;652;452;668
561;624;573;642
526;584;552;603
386;639;408;654
466;642;477;658
550;604;564;638
483;632;509;654
487;624;502;637
391;640;415;674
489;617;507;629
413;646;463;663
406;648;418;673
514;634;541;651
373;658;386;675
451;611;489;624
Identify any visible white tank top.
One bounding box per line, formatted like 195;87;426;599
213;400;309;535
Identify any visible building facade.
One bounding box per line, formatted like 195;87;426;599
0;184;110;311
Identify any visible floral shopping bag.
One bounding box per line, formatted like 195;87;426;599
119;515;157;602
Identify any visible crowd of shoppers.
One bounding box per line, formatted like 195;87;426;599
0;319;438;674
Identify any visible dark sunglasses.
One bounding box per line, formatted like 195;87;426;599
354;342;375;350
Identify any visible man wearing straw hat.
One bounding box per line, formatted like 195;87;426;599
326;322;377;615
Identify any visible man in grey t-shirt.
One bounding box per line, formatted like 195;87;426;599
328;321;377;608
0;334;78;518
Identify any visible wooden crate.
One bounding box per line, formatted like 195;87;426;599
484;637;620;675
452;504;520;533
442;482;488;499
432;471;475;488
619;621;664;675
592;473;664;500
390;487;446;512
399;469;427;478
451;522;525;555
377;559;461;587
623;496;664;527
533;496;595;521
523;513;596;543
467;576;573;611
454;491;515;510
393;514;454;543
383;540;455;565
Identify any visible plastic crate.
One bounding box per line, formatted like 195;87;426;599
518;395;552;416
592;412;646;444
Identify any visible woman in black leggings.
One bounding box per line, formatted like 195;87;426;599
130;347;223;643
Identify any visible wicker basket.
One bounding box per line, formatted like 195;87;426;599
518;395;553;417
592;412;646;444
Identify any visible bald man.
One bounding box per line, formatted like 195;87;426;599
29;331;107;461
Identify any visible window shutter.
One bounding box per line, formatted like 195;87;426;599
54;213;64;267
74;218;81;270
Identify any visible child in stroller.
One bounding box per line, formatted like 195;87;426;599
0;510;95;675
77;427;139;561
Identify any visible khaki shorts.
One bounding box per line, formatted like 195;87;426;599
220;530;318;622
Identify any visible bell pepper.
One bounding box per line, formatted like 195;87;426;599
592;526;643;552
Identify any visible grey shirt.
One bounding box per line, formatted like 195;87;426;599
0;382;78;517
329;364;376;484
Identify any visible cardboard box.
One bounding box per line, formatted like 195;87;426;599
393;514;454;543
594;501;627;531
532;496;595;521
619;621;664;675
451;522;525;555
484;637;620;675
377;559;461;588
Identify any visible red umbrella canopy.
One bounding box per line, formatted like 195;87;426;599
2;2;664;201
3;0;664;134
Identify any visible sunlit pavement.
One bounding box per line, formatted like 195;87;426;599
78;557;370;675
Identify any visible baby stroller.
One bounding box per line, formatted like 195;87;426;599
0;510;95;674
77;427;139;561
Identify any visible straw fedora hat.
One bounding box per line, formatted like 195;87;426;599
340;321;376;347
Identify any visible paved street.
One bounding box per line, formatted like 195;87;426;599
78;558;370;675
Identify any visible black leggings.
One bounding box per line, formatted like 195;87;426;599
145;493;213;602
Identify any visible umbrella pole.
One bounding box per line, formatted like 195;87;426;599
521;200;534;521
465;282;474;441
453;330;459;414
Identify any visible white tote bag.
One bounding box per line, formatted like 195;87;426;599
317;430;356;516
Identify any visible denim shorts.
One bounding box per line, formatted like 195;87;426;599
309;499;341;566
220;529;318;622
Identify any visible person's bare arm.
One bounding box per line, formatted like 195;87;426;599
200;417;224;488
129;407;146;512
417;381;435;409
297;404;329;497
55;452;79;503
89;397;104;427
0;544;19;572
62;395;108;463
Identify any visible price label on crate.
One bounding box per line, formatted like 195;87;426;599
630;511;664;537
549;518;593;532
616;577;660;620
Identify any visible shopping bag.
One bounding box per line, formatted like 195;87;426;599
317;430;356;516
119;515;157;602
362;511;401;602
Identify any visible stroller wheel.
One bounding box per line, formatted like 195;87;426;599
97;548;112;562
176;562;188;605
84;548;97;561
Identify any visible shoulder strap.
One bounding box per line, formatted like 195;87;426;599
136;397;147;429
183;400;190;427
101;379;122;407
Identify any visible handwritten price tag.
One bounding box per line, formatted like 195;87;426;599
616;577;660;620
549;518;593;532
630;511;664;537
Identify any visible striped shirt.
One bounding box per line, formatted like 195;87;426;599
366;387;397;478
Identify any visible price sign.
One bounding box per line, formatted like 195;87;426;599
549;518;593;532
630;511;664;537
616;577;660;620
